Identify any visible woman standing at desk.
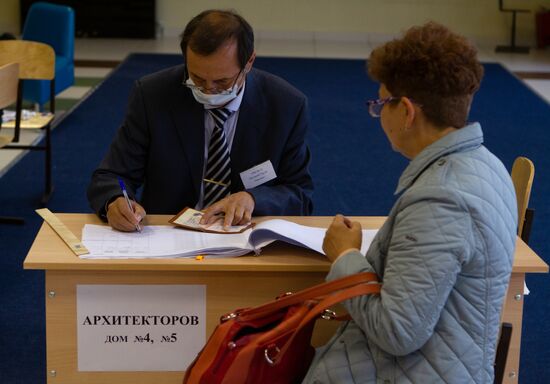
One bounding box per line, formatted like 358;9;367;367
303;22;517;384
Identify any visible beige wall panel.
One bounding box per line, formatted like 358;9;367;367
157;0;550;45
2;1;549;45
0;0;20;35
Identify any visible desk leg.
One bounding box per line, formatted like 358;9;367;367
501;272;525;383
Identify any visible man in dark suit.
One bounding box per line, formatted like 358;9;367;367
87;9;313;231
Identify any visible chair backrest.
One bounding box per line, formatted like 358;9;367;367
22;1;75;60
0;40;55;81
0;62;19;110
511;157;535;238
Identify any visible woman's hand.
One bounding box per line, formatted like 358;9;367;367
323;214;362;262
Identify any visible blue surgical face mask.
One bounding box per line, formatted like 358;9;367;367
186;78;241;108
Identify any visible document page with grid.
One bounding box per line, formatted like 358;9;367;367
81;220;378;259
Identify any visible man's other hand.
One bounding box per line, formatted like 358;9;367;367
200;192;255;229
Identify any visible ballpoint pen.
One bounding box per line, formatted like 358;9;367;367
118;178;141;232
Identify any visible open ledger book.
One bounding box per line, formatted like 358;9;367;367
81;219;378;259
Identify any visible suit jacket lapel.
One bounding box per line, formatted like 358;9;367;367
231;70;266;190
170;80;205;200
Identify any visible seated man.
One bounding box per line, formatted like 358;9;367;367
87;9;314;231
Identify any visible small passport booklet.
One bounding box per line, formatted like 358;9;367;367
169;207;254;234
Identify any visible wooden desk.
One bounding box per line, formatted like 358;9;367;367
24;214;548;384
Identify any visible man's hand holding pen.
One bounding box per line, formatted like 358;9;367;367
107;196;146;232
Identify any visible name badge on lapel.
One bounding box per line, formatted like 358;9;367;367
240;160;277;189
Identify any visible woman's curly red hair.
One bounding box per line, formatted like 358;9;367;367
368;22;484;128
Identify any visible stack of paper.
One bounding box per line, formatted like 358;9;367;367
81;219;378;259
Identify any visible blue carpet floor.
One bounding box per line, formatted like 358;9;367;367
1;54;549;383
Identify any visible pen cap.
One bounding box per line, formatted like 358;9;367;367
118;178;125;190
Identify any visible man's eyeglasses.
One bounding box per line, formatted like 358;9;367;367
183;66;244;95
365;97;400;118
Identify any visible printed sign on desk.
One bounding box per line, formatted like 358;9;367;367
77;285;206;371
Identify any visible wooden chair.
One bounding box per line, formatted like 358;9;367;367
494;157;535;382
0;40;55;204
511;156;535;242
0;62;24;224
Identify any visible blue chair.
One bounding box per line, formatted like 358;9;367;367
22;2;75;109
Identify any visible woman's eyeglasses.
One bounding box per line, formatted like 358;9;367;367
365;97;400;118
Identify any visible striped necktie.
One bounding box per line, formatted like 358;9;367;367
203;107;233;208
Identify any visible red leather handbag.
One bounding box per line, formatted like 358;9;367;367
183;272;381;384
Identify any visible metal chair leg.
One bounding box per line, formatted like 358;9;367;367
41;121;54;205
494;323;513;384
521;208;535;244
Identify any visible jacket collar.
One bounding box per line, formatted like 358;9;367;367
395;122;484;195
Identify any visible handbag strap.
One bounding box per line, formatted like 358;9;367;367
237;272;379;321
268;281;381;365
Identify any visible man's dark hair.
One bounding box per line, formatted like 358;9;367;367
180;10;254;69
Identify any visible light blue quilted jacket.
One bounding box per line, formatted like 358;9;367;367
303;123;517;384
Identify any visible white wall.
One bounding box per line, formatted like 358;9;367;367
157;0;550;46
1;0;548;46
